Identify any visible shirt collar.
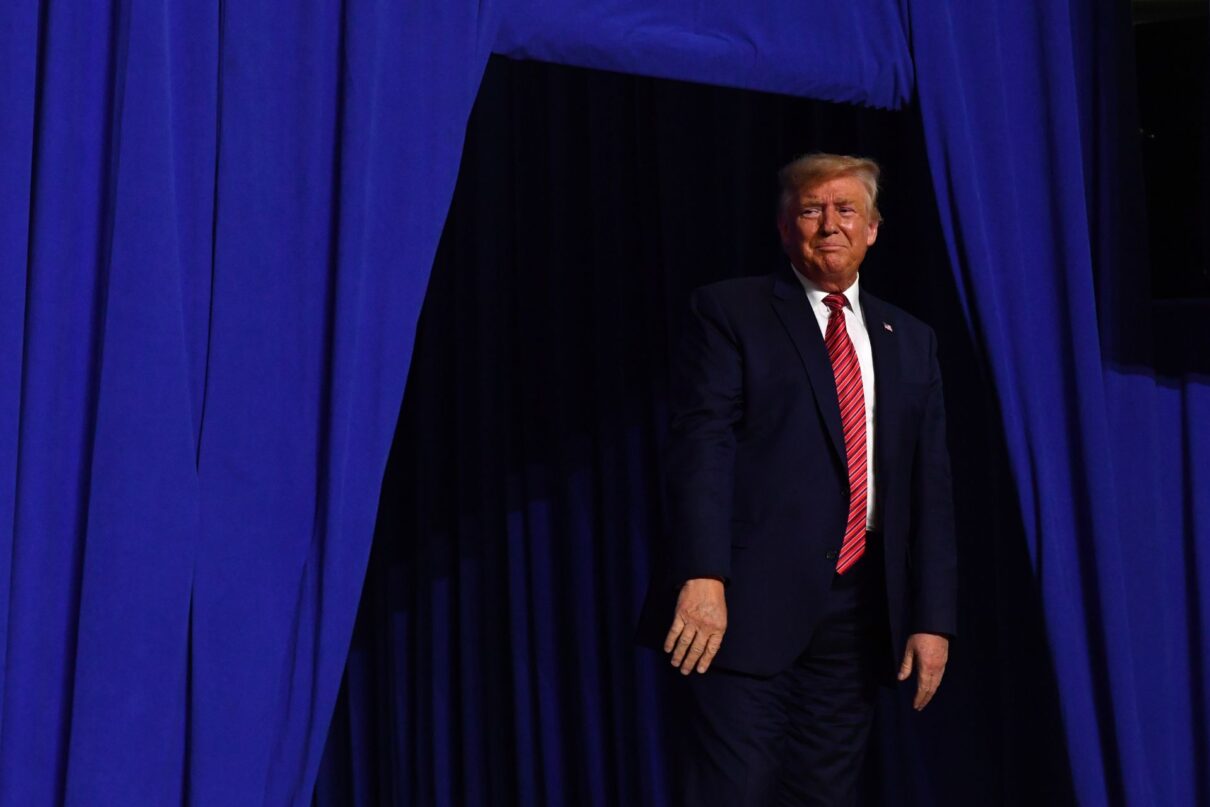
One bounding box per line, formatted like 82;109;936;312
789;264;861;312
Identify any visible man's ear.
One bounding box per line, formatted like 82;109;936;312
866;218;880;247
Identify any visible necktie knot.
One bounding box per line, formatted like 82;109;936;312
823;293;847;312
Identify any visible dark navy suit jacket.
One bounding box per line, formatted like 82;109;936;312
637;266;957;677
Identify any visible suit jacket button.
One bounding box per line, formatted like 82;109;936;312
825;550;838;560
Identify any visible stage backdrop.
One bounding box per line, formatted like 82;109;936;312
312;55;1075;806
0;0;1205;805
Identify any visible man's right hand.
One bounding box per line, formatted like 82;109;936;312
663;577;727;675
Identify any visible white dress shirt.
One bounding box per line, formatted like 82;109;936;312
791;266;877;530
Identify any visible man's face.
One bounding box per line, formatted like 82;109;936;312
777;175;879;291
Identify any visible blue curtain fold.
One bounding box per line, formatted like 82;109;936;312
0;1;40;785
493;0;914;109
909;0;1210;804
0;0;502;802
0;3;215;802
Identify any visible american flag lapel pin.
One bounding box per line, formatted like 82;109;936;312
883;322;894;333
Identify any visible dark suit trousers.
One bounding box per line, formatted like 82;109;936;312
673;546;891;807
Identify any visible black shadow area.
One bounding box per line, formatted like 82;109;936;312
314;56;1076;807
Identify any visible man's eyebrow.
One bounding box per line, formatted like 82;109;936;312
799;197;859;206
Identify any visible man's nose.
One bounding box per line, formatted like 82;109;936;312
819;207;839;233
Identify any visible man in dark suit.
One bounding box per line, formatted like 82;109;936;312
637;154;957;805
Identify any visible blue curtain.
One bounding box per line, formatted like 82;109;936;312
909;0;1210;804
0;1;502;802
2;0;1207;804
0;1;914;803
491;0;914;106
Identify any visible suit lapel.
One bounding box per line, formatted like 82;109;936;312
769;268;846;465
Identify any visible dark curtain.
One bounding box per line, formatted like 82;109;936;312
315;56;1075;806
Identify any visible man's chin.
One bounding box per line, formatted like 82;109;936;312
808;251;850;269
795;260;856;286
811;264;859;290
816;260;851;277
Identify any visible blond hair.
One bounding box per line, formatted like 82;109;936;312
777;153;882;223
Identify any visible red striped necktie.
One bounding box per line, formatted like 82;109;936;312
822;293;867;574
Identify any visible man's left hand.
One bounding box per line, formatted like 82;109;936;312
897;632;949;711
